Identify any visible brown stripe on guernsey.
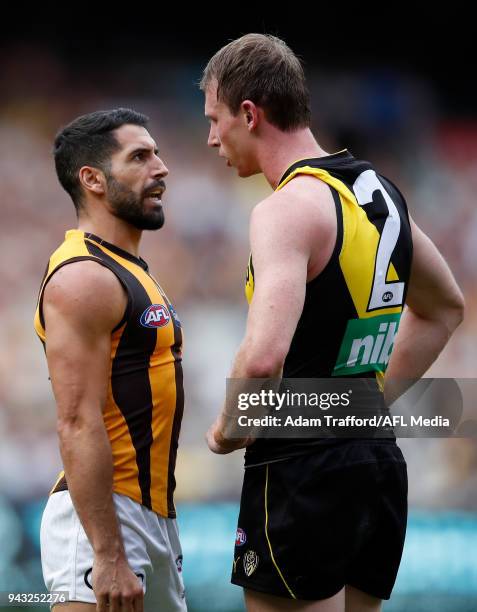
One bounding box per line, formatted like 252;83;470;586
84;237;182;518
85;239;156;511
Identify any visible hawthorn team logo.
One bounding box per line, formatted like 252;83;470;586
167;302;182;327
140;304;171;328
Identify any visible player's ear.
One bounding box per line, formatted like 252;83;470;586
241;100;259;132
78;166;106;196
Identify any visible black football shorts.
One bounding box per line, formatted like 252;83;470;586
231;440;408;601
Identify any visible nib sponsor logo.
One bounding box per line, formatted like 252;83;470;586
347;322;397;368
333;313;401;376
140;304;171;328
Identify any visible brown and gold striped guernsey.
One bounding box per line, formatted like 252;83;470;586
34;230;184;518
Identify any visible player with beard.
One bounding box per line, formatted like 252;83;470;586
34;109;186;612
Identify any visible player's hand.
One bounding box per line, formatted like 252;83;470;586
206;415;254;454
93;553;144;612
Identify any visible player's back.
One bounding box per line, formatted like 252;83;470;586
244;149;412;465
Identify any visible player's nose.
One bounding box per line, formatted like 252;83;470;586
207;125;220;148
152;156;168;179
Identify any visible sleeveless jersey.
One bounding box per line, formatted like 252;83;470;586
244;150;412;465
34;230;184;518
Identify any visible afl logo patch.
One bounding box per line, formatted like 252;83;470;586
235;528;247;547
243;550;259;577
382;291;394;303
140;304;170;328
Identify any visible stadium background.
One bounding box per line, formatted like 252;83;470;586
0;18;476;611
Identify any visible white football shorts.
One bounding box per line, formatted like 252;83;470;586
40;490;187;611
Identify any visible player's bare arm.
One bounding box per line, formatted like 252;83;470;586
385;217;465;404
207;177;336;453
43;260;144;612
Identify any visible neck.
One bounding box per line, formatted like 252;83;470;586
257;128;330;190
78;206;142;257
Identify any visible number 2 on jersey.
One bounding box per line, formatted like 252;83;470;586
353;170;405;311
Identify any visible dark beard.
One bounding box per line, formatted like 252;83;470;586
106;175;165;230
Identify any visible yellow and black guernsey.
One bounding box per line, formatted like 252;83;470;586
244;150;412;465
34;230;184;518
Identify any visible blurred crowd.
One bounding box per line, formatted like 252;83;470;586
0;45;476;511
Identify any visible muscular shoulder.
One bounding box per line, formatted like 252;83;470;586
43;260;127;333
255;174;334;224
251;175;336;259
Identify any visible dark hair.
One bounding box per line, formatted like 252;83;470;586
53;108;149;213
200;33;311;132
